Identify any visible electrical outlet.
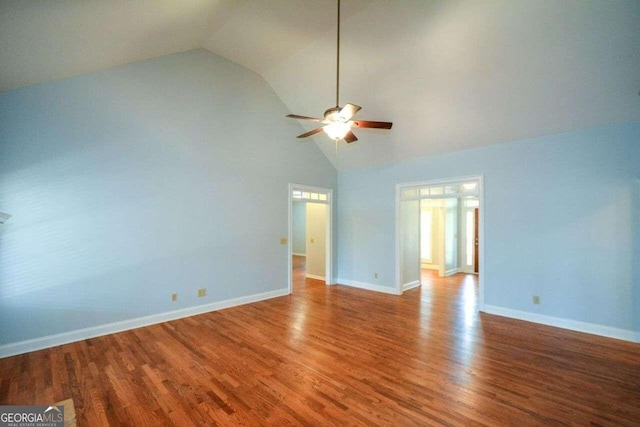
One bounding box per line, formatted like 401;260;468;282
198;288;206;298
280;237;287;245
171;293;178;302
310;237;315;244
533;295;540;305
374;273;379;279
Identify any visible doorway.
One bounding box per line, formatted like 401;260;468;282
396;176;484;309
288;184;333;294
460;199;480;274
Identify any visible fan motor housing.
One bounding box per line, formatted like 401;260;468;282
324;107;342;122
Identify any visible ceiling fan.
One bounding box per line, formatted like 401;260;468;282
286;0;392;144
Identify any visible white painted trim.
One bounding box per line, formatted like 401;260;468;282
395;174;485;309
325;189;333;285
337;278;401;295
477;177;485;311
483;305;640;343
287;186;294;295
0;288;289;358
292;253;306;257
288;183;333;289
402;280;421;291
395;183;402;294
421;263;438;270
444;268;460;277
305;274;325;281
399;175;481;201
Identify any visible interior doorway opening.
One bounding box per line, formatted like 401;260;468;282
396;176;484;309
288;184;333;294
420;197;479;276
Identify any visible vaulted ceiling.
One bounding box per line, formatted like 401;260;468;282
2;0;639;170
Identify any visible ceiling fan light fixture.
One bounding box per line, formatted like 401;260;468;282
285;0;392;143
323;121;351;140
323;107;341;122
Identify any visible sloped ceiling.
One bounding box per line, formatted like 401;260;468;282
2;0;639;171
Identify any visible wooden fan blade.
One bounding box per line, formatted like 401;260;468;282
296;127;324;138
339;103;362;121
287;114;325;122
350;120;393;129
344;130;358;143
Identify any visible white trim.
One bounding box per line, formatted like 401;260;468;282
305;274;325;281
288;184;333;290
287;187;293;294
395;184;402;294
337;278;401;295
483;305;640;343
478;177;485;310
459;202;479;274
395;174;485;309
292;253;306;257
399;175;481;201
402;280;421;291
325;189;334;285
444;268;460;277
0;288;289;358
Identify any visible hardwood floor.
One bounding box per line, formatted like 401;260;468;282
1;258;639;425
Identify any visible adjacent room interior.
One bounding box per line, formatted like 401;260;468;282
0;1;639;425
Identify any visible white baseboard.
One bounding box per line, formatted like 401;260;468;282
402;280;421;292
305;274;325;281
0;288;290;359
292;253;306;257
336;278;401;295
444;268;460;277
483;305;640;343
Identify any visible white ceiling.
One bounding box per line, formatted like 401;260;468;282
2;0;639;171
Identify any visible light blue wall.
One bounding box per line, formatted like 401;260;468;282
0;49;337;345
292;201;306;255
338;123;640;332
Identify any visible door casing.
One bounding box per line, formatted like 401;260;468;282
288;184;333;294
396;175;485;310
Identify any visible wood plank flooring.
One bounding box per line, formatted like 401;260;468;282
1;256;639;425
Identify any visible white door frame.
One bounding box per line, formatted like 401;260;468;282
395;175;485;310
288;183;333;293
459;200;479;274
